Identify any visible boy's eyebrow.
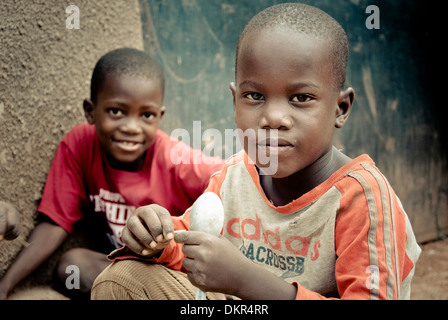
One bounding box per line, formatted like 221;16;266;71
287;82;321;90
107;101;129;108
106;100;160;110
238;80;320;90
238;80;261;89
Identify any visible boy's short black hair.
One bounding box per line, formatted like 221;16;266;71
235;3;349;89
90;47;165;104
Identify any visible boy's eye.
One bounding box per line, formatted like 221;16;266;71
142;112;156;120
108;108;123;116
291;94;312;103
245;92;264;101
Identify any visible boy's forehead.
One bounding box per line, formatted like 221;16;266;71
100;73;163;94
97;73;164;103
236;27;331;77
105;73;160;87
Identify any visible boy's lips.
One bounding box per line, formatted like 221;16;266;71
257;138;294;154
257;138;293;147
112;137;144;152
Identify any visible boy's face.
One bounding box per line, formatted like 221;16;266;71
231;27;353;178
84;74;165;170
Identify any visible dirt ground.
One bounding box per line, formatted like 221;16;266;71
411;239;448;300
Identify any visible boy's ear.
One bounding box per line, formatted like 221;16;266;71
160;106;166;118
229;82;236;109
83;99;95;124
335;87;355;128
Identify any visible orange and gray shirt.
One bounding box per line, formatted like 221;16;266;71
111;151;421;300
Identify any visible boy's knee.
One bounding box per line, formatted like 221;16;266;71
56;248;83;282
55;248;107;297
53;248;90;298
92;260;197;300
91;260;149;300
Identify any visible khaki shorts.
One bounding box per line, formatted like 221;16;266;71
91;260;222;300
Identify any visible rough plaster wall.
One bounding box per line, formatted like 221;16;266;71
0;0;143;287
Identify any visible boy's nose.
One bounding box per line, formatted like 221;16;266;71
120;118;143;134
259;100;293;130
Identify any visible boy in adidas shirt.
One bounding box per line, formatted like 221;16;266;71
92;4;420;300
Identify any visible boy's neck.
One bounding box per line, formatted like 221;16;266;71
259;146;351;206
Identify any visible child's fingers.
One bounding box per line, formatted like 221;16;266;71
124;204;175;254
125;212;155;247
173;230;190;244
174;230;206;245
140;204;174;241
157;208;175;240
121;226;150;255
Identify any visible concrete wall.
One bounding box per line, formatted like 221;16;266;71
0;0;143;287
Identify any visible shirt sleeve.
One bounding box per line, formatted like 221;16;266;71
37;138;89;233
291;166;420;300
331;167;419;300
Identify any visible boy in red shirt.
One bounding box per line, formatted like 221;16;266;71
0;48;223;299
91;4;421;300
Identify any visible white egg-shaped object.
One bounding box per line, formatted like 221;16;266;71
189;192;224;236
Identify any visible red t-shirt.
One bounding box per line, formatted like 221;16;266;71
37;123;223;248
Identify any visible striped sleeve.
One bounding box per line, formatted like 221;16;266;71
334;161;421;300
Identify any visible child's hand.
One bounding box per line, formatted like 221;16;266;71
0;201;20;241
174;231;250;296
121;204;175;257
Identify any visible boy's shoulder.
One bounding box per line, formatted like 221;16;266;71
221;150;247;168
334;154;400;207
337;154;382;187
58;123;98;159
62;123;96;144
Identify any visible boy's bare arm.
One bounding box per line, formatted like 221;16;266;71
0;221;67;299
175;231;297;300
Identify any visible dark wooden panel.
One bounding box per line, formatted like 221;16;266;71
139;0;447;242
